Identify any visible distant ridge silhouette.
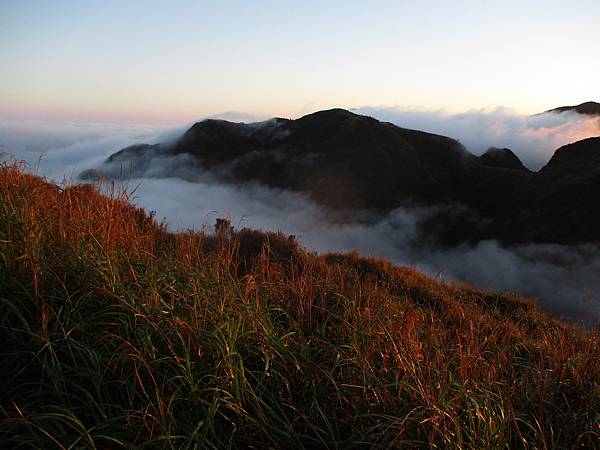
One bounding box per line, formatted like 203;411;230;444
94;109;600;246
544;101;600;116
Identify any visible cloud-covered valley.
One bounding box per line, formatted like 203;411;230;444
1;109;599;326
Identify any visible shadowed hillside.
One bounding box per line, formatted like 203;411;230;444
96;109;600;245
2;163;599;448
109;109;474;210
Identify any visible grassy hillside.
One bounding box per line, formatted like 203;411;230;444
1;163;599;449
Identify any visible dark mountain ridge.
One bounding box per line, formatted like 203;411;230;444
544;101;600;116
94;109;600;245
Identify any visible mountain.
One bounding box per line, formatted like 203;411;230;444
95;109;600;245
479;147;530;172
162;109;474;210
534;137;600;243
544;101;600;116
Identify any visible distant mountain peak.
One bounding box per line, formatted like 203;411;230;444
95;109;600;245
544;101;600;116
541;136;600;173
301;108;358;118
479;147;529;172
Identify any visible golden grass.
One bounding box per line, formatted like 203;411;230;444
0;162;598;449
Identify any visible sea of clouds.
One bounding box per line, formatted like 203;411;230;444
2;107;599;325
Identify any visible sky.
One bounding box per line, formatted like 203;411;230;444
1;0;599;124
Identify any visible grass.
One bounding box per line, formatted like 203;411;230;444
0;162;599;449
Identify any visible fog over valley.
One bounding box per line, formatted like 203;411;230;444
2;107;599;325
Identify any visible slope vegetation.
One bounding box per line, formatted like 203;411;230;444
1;164;599;448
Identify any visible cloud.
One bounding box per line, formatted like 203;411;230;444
111;162;600;326
0;119;175;181
2;114;599;326
353;106;600;170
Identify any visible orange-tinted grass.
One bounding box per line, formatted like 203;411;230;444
0;162;598;449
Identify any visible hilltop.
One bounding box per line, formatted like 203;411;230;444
1;163;599;448
107;109;473;210
545;101;600;116
94;109;600;245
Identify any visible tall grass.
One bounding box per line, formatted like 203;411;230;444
0;162;599;449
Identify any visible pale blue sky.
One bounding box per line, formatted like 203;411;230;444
1;0;599;123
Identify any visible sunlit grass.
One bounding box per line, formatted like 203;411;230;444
0;162;598;449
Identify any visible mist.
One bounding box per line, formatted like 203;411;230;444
1;112;599;326
124;175;600;325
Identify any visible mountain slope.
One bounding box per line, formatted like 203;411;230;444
170;109;474;210
532;137;600;243
2;164;599;448
96;109;600;245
